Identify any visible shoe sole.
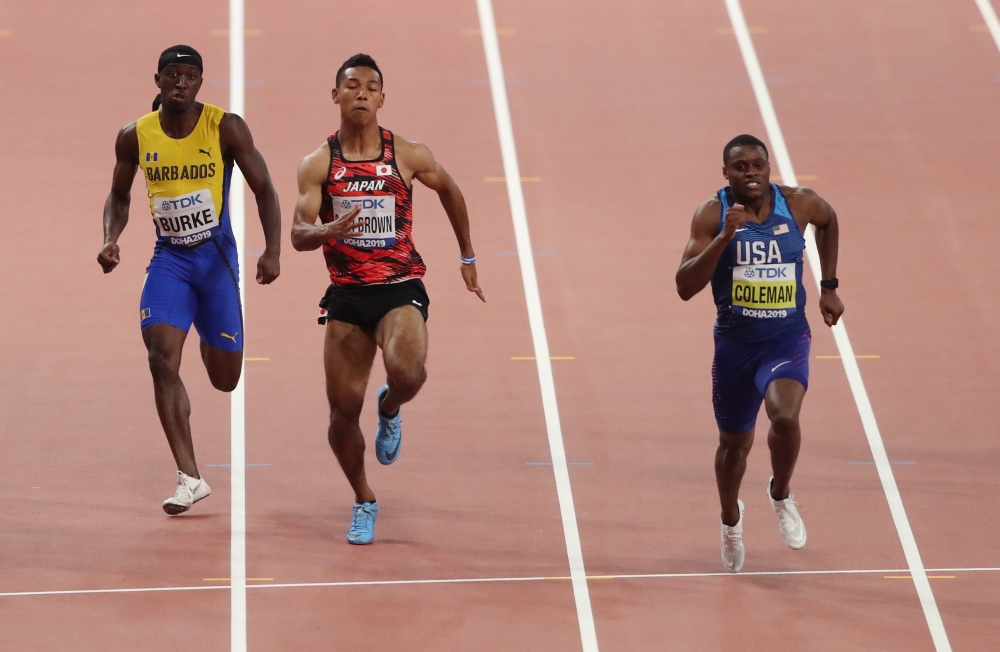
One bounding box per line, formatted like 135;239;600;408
163;493;210;516
346;537;375;545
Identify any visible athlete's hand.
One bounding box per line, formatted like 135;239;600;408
324;206;365;241
256;248;280;285
461;262;486;302
722;203;749;240
819;288;844;327
97;242;120;274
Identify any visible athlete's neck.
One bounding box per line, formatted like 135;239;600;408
337;121;383;161
159;102;204;140
733;185;772;223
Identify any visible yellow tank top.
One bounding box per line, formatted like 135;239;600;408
136;104;231;248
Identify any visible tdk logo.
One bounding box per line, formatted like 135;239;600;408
343;197;387;210
745;266;788;279
161;195;205;211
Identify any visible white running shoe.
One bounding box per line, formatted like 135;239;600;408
721;499;745;573
768;477;806;549
162;471;211;516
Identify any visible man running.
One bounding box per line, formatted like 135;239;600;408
676;134;843;572
291;54;484;545
98;45;281;515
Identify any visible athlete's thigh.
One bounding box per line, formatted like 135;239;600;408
375;305;428;370
191;240;244;352
712;334;765;434
324;320;378;412
140;252;198;336
754;327;811;398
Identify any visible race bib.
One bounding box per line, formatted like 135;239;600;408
732;263;796;318
334;195;397;249
153;188;218;247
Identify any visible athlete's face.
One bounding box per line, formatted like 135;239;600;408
332;67;384;123
155;63;202;111
723;145;770;201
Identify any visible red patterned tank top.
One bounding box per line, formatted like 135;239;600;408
319;128;426;285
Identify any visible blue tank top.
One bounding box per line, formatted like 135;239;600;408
710;184;808;342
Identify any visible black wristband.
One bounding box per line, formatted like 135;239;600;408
820;278;839;290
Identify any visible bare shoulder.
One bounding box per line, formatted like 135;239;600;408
780;185;828;214
115;122;139;161
695;196;722;223
392;134;435;170
219;112;251;139
298;141;331;185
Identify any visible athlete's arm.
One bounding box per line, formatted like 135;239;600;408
98;124;139;274
676;198;749;300
290;144;364;251
788;187;844;327
397;138;485;302
220;114;281;285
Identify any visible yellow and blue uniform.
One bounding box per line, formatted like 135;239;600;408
710;184;811;432
137;104;243;351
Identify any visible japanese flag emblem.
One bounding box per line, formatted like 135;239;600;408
376;164;393;176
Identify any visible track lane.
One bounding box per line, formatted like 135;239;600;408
239;1;583;648
0;2;235;648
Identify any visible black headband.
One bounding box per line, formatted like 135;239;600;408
158;45;203;73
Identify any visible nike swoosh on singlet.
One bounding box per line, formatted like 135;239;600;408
771;361;792;373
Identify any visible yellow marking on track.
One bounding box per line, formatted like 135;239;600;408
716;26;767;34
970;25;989;32
773;174;818;182
816;355;880;360
512;356;575;360
485;176;542;183
463;28;514;36
204;578;274;581
0;30;11;37
211;28;264;36
885;575;955;579
245;357;270;361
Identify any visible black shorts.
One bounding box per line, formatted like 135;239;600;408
318;278;430;330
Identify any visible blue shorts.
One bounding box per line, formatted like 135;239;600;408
139;238;243;351
712;326;811;433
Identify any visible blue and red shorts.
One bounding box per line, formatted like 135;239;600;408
712;326;811;433
139;237;243;352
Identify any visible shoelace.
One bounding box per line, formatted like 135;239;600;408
349;505;376;533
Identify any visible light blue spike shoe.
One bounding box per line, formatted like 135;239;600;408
347;501;379;545
374;385;402;465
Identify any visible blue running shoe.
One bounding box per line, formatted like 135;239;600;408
374;385;402;465
347;501;379;545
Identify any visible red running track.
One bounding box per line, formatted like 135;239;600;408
0;0;998;650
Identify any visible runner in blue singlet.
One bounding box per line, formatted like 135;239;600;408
676;134;844;573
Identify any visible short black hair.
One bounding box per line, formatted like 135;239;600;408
723;134;768;165
336;53;383;89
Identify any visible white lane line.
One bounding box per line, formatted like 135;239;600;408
722;1;952;650
3;567;998;598
974;0;1000;53
228;0;247;650
474;1;598;650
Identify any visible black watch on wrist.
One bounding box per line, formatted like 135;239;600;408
820;278;839;290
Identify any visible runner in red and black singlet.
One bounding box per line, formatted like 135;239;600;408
291;54;485;545
319;127;426;285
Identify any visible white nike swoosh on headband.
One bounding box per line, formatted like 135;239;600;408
176;54;191;58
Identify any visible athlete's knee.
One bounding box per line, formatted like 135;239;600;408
386;362;426;396
328;393;365;432
769;412;800;435
208;370;240;393
147;346;181;381
718;434;753;466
